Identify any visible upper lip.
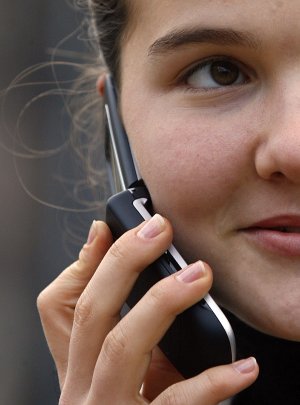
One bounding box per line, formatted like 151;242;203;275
245;215;300;231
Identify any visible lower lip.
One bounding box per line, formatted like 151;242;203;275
241;228;300;256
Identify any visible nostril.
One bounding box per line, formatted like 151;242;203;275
271;171;284;180
255;141;300;183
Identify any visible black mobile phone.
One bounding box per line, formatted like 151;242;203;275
104;74;236;378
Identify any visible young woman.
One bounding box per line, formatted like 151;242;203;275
38;1;300;403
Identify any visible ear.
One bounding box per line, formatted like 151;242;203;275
96;73;107;96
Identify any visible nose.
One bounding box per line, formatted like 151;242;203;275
255;93;300;184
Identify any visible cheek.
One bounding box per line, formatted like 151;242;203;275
128;111;252;219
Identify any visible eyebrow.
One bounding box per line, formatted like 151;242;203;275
148;27;260;57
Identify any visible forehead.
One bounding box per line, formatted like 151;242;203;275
125;0;300;51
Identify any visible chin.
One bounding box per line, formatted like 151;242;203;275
251;322;300;342
256;306;300;342
266;325;300;342
216;279;300;342
218;295;300;342
235;308;300;342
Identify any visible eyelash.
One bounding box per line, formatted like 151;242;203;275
178;56;251;92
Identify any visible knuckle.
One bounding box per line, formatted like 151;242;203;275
36;286;55;317
148;282;166;304
69;258;85;274
58;395;70;405
73;290;93;328
148;281;175;313
36;289;48;314
202;369;226;399
108;237;128;262
58;393;77;405
101;324;129;365
163;384;188;405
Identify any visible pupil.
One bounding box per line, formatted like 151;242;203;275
210;61;239;85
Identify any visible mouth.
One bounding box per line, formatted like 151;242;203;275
249;226;300;233
240;216;300;256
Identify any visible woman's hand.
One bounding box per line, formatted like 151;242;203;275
37;216;259;404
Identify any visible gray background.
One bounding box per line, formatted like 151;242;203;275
0;1;101;403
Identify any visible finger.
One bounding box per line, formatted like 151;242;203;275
63;214;173;397
88;260;212;402
153;357;259;405
142;347;184;401
37;220;112;386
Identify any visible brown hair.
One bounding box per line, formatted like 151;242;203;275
60;0;133;219
88;0;130;85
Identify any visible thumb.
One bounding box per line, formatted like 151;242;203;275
154;357;259;405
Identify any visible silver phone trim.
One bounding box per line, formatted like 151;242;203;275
132;196;236;362
105;104;127;192
105;103;142;191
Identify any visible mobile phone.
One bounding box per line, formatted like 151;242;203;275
104;74;236;378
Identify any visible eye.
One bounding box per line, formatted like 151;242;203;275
184;57;249;90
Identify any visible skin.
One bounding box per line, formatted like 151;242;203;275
38;0;300;403
120;0;300;340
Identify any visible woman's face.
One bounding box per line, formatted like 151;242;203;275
119;0;300;341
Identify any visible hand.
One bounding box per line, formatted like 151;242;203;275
37;216;259;404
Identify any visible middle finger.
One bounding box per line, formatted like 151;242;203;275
63;215;173;396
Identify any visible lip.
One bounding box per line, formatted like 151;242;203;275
240;215;300;256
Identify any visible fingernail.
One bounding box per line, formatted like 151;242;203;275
175;261;206;283
86;220;97;245
233;357;257;374
137;214;166;239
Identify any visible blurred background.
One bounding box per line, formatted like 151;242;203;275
0;1;104;403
